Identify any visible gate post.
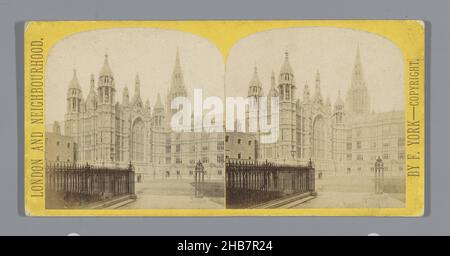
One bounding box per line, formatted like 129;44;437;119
128;161;137;199
308;158;316;195
194;161;205;198
374;157;384;194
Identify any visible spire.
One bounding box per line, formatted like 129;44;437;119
280;50;293;75
251;65;259;81
134;73;140;96
335;89;344;107
122;85;129;105
303;81;310;102
248;65;263;97
175;48;181;71
351;44;365;88
131;73;142;107
313;70;323;104
170;49;187;97
154;92;164;112
271;71;276;87
69;69;81;89
347;44;370;115
89;73;95;90
99;50;113;78
67;69;83;112
356;43;361;63
268;71;279;97
52;121;61;134
356;43;361;65
85;73;97;109
145;98;151;111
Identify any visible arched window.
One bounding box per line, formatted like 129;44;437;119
312;116;326;160
131;119;145;162
105;89;110;103
279;85;284;100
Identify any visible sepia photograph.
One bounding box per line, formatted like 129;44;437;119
43;27;407;210
225;27;406;209
24;20;424;217
44;28;225;209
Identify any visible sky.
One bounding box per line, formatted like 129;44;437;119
225;27;405;112
45;28;224;125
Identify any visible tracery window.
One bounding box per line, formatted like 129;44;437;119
131;119;145;162
312;116;326;160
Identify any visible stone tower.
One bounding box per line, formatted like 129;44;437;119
96;52;116;164
346;45;370;115
122;85;129;106
332;90;346;169
277;51;297;161
65;69;83;137
261;71;279;161
167;49;187;117
267;71;279;117
131;74;143;108
152;92;166;166
246;66;263;134
85;74;97;112
313;71;324;105
153;92;165;128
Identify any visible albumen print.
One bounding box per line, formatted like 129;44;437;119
24;21;424;216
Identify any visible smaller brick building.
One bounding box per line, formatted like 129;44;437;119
225;132;257;161
45;121;76;163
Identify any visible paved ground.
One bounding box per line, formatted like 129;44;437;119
120;174;404;209
295;191;405;208
121;178;225;209
293;175;405;208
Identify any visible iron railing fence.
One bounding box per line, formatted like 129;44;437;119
226;159;315;208
46;162;135;208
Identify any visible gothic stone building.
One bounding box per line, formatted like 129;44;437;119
62;51;224;178
229;47;405;176
46;121;76;163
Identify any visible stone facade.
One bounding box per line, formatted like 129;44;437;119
225;132;257;161
228;47;405;176
45;121;76;163
61;50;224;179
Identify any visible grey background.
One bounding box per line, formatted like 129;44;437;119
0;0;445;235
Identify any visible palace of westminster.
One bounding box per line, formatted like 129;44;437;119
228;46;405;176
47;50;224;178
46;46;405;178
